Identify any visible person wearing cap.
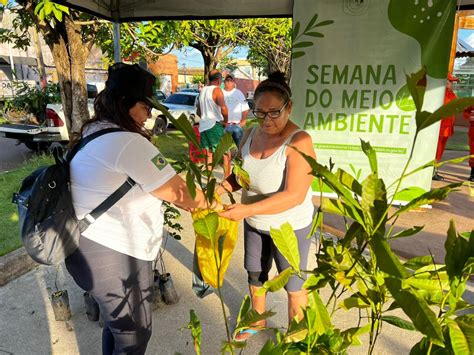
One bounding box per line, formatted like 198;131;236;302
64;62;219;354
197;69;231;176
433;73;458;181
223;73;250;147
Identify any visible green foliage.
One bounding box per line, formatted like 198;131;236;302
183;310;202;355
3;82;60;122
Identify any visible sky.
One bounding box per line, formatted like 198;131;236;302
171;46;248;69
459;29;474;46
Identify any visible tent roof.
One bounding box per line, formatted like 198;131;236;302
457;38;474;58
53;0;474;22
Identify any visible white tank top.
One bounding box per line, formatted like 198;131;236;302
241;127;314;231
198;85;224;132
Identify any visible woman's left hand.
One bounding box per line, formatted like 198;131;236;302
218;203;250;221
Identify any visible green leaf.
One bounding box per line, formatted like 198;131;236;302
211;132;233;169
361;174;387;231
339;295;370;310
455;315;474;353
393;183;463;218
236;295;251;326
321;198;362;223
186;170;196;199
290;145;364;223
341;221;365;248
370;236;409;278
292;51;305;59
405;68;427;112
404;256;434;270
308;209;322;240
185;310;202;355
390;226;424;240
447;319;472;355
418;97;474;132
341;324;371;347
382;315;415;330
293;41;313;49
385;278;444;346
336;168;362;196
206;178;216;204
192;212;218;240
445;220;472;282
232;159;250;190
309;291;332;335
153;100;200;148
255;268;293;296
269;223;301;272
403;277;448;292
360;139;378;175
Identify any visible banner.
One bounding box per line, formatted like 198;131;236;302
291;0;456;202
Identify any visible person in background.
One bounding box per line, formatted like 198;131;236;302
463;106;474;182
65;62;218;355
223;73;250;147
433;73;458;181
196;70;231;176
218;71;316;342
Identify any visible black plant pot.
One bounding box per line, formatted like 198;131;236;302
152;271;165;310
159;273;179;305
83;292;100;322
51;290;72;321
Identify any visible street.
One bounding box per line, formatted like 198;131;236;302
0;136;34;173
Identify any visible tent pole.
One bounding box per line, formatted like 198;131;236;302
113;22;121;63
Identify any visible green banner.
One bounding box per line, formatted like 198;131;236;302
291;0;456;202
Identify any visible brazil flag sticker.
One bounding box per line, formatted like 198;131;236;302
151;153;168;170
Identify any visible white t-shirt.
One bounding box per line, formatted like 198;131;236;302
70;123;176;261
198;85;224;132
223;88;249;123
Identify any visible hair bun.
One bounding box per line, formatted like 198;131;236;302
268;71;287;83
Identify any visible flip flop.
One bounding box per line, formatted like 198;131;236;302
234;328;260;342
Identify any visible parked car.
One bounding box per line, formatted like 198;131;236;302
0;86;169;152
154;90;167;102
246;91;255;109
178;88;199;93
160;92;200;126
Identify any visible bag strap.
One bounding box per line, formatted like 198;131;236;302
67;127;125;162
66;127;137;231
79;176;136;231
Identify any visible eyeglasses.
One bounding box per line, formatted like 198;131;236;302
139;102;152;115
253;101;288;120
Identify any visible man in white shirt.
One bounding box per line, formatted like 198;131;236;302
223;73;250;147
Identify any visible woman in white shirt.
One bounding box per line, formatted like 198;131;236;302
65;62;216;355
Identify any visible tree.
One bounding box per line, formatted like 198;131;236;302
240;18;293;77
175;20;245;79
0;0;110;133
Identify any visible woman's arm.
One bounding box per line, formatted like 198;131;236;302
219;131;315;220
151;175;219;210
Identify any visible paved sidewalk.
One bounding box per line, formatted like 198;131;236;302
0;150;472;354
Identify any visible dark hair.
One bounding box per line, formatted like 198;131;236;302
208;70;222;82
254;71;292;102
70;89;151;147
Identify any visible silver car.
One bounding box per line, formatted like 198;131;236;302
160;92;200;126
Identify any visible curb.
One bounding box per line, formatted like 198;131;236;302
0;247;37;286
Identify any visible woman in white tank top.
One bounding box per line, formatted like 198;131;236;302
219;72;316;341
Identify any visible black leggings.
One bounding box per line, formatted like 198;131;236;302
65;237;153;355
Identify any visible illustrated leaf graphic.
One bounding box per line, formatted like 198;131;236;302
292;51;305;59
314;20;335;27
304;13;319;32
293;41;313;49
305;32;324;38
292;21;300;41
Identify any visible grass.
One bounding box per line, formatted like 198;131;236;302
0;154;54;256
446;129;469;151
0;131;188;257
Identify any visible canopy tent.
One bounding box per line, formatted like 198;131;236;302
456;37;474;57
52;0;474;22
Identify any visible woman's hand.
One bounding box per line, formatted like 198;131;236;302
218;203;250;221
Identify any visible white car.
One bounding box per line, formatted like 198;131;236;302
160;92;200;126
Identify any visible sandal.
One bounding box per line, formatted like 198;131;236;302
234;328;260;342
